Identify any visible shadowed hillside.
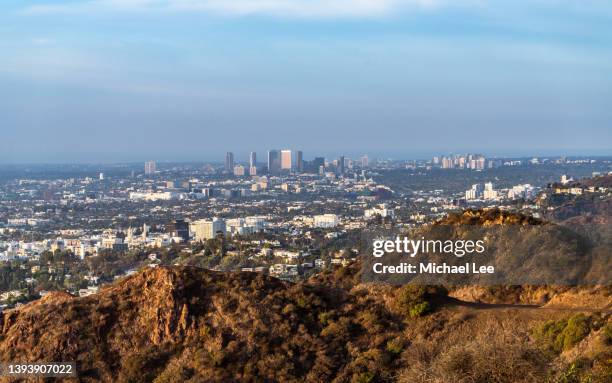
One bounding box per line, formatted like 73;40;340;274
363;208;611;285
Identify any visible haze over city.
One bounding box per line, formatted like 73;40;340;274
1;0;612;162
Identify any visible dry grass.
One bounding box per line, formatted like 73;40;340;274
399;311;553;383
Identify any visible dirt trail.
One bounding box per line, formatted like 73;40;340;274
444;296;612;314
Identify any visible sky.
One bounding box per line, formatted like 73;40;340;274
1;0;611;163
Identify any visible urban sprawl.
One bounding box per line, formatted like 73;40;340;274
0;150;609;308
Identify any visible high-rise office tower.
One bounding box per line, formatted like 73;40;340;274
338;155;345;175
225;152;234;172
312;157;325;173
441;156;453;169
280;150;292;170
361;155;369;168
267;150;280;174
144;161;156;175
476;156;486;170
233;165;245;176
295;151;303;173
249;152;257;168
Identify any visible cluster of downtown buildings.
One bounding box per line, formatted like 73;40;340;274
222;150;365;177
432;153;501;170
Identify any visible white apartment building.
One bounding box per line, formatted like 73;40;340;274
191;218;226;241
508;184;536;200
364;204;395;219
313;214;339;228
483;182;498;200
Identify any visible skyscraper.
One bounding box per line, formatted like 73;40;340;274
249;152;257;168
267;150;280;174
295;150;303;173
338;155;345;175
225;152;234;172
312;157;325;173
441;156;453;169
233;165;245;176
361;155;369;168
281;150;292;170
144;161;156;175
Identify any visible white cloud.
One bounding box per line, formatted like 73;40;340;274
23;0;456;18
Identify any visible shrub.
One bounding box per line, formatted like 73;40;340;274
321;318;351;338
282;303;295;315
386;339;404;355
561;315;591;351
397;285;431;318
534;314;591;353
553;362;581;383
352;371;375;383
551;359;595;383
319;311;332;325
357;310;383;333
409;302;430;318
295;295;309;309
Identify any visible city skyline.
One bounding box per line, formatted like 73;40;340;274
2;148;612;165
1;1;611;162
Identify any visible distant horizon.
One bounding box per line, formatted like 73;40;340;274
0;150;611;166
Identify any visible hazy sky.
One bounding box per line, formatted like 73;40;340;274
1;1;611;163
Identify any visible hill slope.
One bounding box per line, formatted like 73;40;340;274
0;264;610;382
0;265;407;382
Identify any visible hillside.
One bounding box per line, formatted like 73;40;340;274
436;208;546;226
0;263;610;382
540;174;612;225
0;265;408;382
363;208;611;286
581;174;612;189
